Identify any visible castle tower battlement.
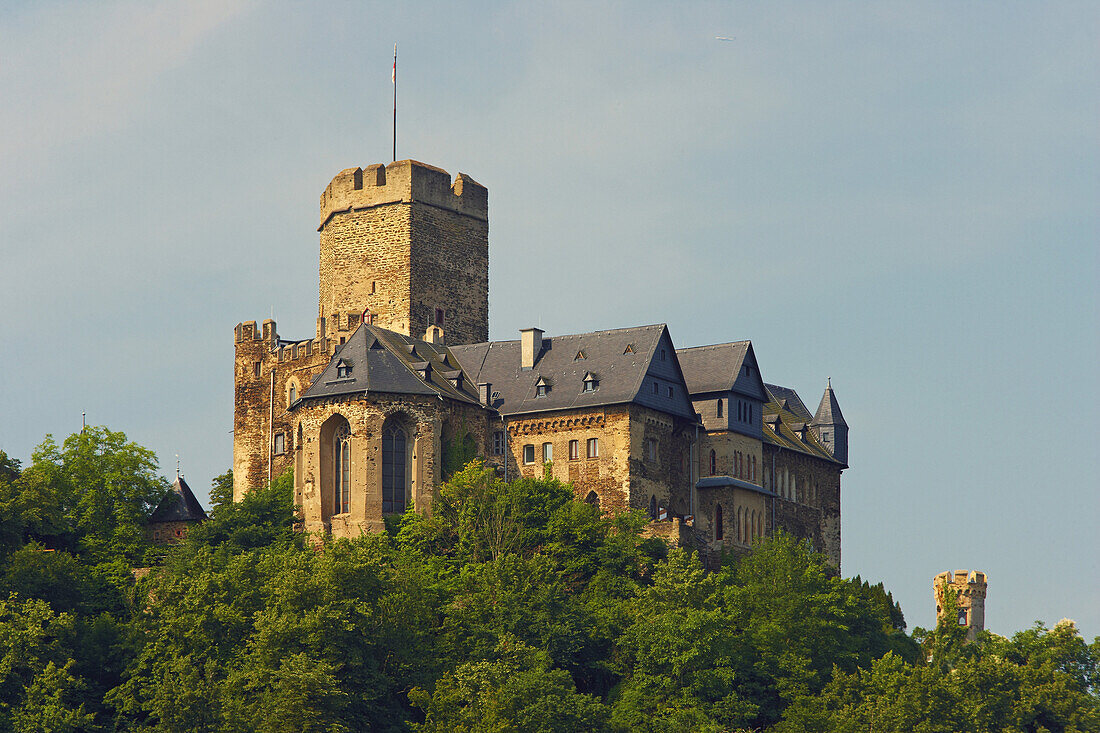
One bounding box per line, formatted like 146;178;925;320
934;569;988;641
316;159;488;348
319;160;488;229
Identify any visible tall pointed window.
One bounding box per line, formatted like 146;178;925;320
709;449;717;476
715;504;724;540
334;425;351;514
382;424;408;514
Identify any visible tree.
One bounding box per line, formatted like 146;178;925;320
410;636;610;733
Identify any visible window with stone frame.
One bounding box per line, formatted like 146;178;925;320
273;432;285;455
586;437;599;459
523;444;535;464
569;439;579;460
645;438;658;462
492;430;505;455
381;423;408;514
542;442;553;463
715;504;724;540
709;449;717;476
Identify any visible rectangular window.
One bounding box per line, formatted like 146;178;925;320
492;430;505;455
586;437;599;459
652;382;659;394
435;308;445;327
569;439;579;460
542;442;553;463
645;438;657;462
253;361;261;377
667;386;673;398
523;444;535;464
273;433;285;455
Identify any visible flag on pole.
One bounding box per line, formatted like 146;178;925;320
392;44;397;83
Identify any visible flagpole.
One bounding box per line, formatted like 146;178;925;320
392;43;397;162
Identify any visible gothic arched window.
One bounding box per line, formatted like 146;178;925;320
715;504;724;540
382;423;408;514
334;424;351;514
709;449;717;476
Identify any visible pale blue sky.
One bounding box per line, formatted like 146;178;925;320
1;1;1097;638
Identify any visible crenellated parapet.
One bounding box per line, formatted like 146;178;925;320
319;159;488;231
934;569;988;640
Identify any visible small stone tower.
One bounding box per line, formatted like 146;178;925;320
811;378;848;465
316;160;488;346
934;570;988;641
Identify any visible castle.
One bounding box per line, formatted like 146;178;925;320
233;159;848;567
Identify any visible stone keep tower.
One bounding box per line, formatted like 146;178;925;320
316;160;488;346
934;569;988;641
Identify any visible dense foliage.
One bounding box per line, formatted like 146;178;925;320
0;430;1097;732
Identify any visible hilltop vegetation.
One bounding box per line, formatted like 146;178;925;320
0;428;1097;732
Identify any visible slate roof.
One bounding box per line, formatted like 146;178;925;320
149;476;208;523
811;380;847;428
296;325;482;407
676;341;750;394
450;324;697;420
761;384;840;463
763;383;814;421
695;475;776;497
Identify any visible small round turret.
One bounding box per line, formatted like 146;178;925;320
934;569;988;641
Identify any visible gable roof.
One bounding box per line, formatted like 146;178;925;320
764;383;814;421
762;384;841;464
149;476;208;524
296;325;482;406
677;341;767;400
450;324;697;420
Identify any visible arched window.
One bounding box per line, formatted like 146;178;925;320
334;424;351;514
715;504;724;540
382;422;408;514
585;490;600;508
751;510;757;541
736;507;743;542
649;494;657;520
709;449;717;476
751;455;756;481
717;399;723;418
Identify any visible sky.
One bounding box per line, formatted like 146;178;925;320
1;1;1097;639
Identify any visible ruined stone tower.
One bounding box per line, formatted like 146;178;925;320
934;569;988;641
316;160;488;346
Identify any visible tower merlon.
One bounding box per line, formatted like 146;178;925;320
319;159;488;231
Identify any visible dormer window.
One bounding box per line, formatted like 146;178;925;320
535;377;550;398
582;372;599;393
575;350;587;360
336;360;352;378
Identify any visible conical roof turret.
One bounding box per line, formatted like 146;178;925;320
811;377;847;428
149;476;208;523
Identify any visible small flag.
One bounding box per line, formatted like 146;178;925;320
392;44;397;84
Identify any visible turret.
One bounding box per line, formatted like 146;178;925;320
934;570;988;642
810;378;848;465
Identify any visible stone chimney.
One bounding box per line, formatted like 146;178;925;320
425;324;445;345
520;327;544;370
478;382;492;406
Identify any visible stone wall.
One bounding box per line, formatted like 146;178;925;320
763;444;842;569
148;521;194;546
503;404;692;515
316;160;488;346
289;394;490;540
232;319;331;500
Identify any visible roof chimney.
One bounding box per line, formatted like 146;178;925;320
520;327;544;370
478;382;492;406
425;324;445;345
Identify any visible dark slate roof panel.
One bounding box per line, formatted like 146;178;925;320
696;475;776;497
451;324;697;420
764;384;813;421
297;325;481;406
676;341;749;394
676;341;768;400
811;381;848;428
762;384;841;463
149;476;208;523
